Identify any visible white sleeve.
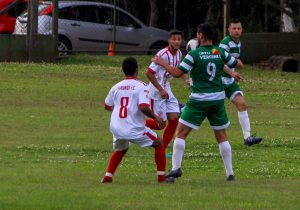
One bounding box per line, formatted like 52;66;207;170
138;85;150;106
104;87;114;107
148;53;169;74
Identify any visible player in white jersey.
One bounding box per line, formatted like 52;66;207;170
146;30;189;149
101;57;174;184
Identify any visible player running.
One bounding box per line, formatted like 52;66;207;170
152;23;243;181
101;57;173;184
219;19;262;146
146;30;189;149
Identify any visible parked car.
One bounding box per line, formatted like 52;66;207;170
0;0;28;34
14;1;169;55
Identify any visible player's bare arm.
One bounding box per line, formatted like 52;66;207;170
181;74;190;88
145;70;169;99
235;59;244;69
152;56;185;78
139;105;164;129
223;66;243;81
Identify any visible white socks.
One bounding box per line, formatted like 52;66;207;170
172;138;186;170
238;111;251;139
219;141;234;176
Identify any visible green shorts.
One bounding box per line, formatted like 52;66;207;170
179;99;230;130
224;81;243;101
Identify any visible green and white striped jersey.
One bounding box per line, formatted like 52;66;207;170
219;35;241;81
178;44;237;102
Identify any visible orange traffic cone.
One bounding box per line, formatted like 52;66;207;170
108;42;115;56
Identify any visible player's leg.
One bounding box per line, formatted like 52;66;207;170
227;82;262;145
164;99;180;148
167;99;205;178
138;127;171;183
101;138;129;183
146;98;167;130
208;103;234;181
214;129;234;181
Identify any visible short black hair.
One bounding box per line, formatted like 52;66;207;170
122;57;138;76
197;23;216;41
169;30;182;38
229;18;242;26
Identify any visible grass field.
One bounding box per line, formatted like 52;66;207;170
0;55;299;210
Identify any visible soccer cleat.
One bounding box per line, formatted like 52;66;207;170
158;176;175;184
101;176;112;183
226;174;235;181
166;168;182;178
244;135;263;146
165;153;172;159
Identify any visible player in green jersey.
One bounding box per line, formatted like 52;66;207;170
152;23;244;181
219;19;262;146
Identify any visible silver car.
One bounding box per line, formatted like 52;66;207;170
14;1;169;55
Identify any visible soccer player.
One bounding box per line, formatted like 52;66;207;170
146;30;189;149
152;23;244;181
101;57;173;184
219;19;262;146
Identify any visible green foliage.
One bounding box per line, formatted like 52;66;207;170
0;55;300;209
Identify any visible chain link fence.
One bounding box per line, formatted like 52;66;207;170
1;0;299;58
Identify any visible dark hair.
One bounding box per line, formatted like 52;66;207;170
229;18;241;26
169;30;182;38
197;23;216;41
122;57;138;76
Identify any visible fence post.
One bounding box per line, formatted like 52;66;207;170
173;0;177;29
222;0;230;38
113;0;117;52
27;0;38;62
52;0;58;58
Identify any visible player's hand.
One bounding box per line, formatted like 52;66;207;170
152;56;165;66
154;115;164;130
231;71;243;81
159;89;169;99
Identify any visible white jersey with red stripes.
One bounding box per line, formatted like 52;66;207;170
105;78;150;139
147;47;182;100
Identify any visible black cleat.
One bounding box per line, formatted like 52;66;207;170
165;177;175;183
166;168;182;178
226;174;235;181
244;135;263;146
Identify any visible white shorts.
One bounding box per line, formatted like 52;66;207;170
150;96;180;121
113;127;158;151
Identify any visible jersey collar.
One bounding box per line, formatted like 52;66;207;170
125;76;137;80
168;46;177;56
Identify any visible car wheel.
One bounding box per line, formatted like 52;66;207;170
148;41;168;55
58;37;72;57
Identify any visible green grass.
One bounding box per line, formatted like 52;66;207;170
0;54;299;210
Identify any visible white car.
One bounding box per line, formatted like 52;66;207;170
14;1;169;56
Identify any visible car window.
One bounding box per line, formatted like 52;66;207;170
7;2;27;18
76;6;99;23
98;6;113;25
116;10;140;28
59;6;77;20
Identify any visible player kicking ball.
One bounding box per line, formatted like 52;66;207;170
152;23;244;181
101;57;174;184
146;30;189;149
219;19;262;146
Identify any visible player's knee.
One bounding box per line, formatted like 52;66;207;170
237;102;247;111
